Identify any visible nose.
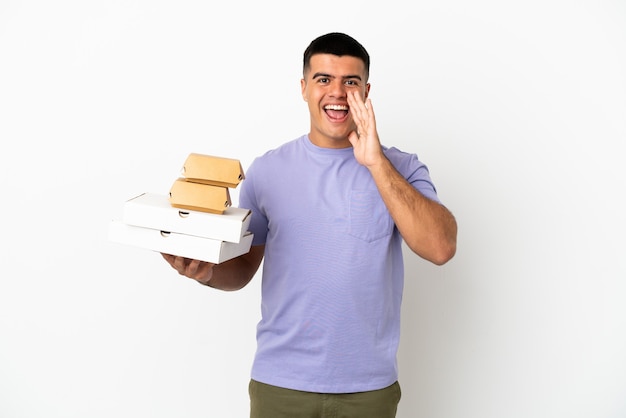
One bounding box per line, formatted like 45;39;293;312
328;79;346;98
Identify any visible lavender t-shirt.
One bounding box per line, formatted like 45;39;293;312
239;135;439;393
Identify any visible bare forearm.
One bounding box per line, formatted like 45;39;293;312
206;245;265;291
368;158;457;265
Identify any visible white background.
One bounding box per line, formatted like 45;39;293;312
1;1;625;417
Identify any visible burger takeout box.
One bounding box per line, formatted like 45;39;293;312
122;192;251;243
108;220;254;264
169;178;231;214
181;153;245;188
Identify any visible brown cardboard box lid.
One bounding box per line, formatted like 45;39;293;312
181;153;245;188
169;178;231;214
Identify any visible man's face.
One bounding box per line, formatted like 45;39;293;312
301;53;370;148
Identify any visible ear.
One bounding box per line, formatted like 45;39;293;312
301;78;307;101
364;83;371;100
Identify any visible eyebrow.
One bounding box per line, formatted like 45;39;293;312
312;72;362;81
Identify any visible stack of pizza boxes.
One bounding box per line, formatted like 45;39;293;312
109;153;253;264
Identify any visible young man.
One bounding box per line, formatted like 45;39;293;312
162;32;457;418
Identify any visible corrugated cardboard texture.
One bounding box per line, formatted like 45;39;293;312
182;153;245;188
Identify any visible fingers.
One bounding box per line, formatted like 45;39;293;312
348;94;365;139
185;258;203;276
161;253;214;283
347;91;366;125
348;91;374;135
172;255;189;272
161;252;177;267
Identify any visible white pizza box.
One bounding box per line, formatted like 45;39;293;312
123;192;251;243
108;220;253;264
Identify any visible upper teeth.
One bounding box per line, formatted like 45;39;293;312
325;105;348;110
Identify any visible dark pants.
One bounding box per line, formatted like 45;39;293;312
249;379;401;418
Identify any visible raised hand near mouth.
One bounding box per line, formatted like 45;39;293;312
347;90;385;169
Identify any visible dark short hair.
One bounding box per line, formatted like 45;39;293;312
303;32;370;80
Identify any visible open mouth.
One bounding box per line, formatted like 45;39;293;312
324;104;349;121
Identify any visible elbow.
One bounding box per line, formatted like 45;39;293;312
209;275;254;292
408;236;457;266
430;218;458;265
430;241;456;266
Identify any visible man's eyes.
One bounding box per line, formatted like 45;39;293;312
317;78;359;86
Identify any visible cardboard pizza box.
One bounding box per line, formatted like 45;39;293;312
122;192;251;243
108;220;254;264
